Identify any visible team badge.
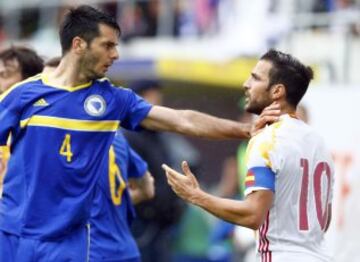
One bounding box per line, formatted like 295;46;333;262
84;95;106;117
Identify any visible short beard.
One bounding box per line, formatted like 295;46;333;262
80;51;102;80
245;99;272;115
246;85;273;115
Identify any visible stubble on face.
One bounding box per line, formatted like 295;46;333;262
244;60;274;115
78;24;119;81
79;50;103;80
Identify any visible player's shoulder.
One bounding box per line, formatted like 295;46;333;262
259;114;313;140
247;115;292;159
0;74;42;102
96;77;131;93
250;118;284;145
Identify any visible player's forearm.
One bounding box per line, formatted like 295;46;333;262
178;110;251;139
128;173;155;204
142;106;250;139
191;189;260;229
129;187;153;204
129;189;142;205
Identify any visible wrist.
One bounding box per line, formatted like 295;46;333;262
190;188;208;207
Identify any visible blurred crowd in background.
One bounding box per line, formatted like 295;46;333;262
1;0;360;84
1;0;360;42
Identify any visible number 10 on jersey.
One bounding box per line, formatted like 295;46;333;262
299;158;331;231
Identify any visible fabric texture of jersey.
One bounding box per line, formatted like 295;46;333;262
0;224;88;262
0;74;152;240
244;114;334;262
89;131;147;261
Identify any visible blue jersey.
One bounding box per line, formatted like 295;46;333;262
90;131;147;261
0;74;152;240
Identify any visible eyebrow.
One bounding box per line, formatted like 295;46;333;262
105;41;118;46
251;72;260;79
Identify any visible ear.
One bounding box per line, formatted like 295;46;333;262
72;36;88;54
270;84;286;101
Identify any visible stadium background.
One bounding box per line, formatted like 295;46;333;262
0;0;359;261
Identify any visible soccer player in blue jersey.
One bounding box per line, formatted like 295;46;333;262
0;46;44;195
89;131;154;262
44;58;155;261
0;5;279;261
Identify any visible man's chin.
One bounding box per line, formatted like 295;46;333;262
90;72;106;80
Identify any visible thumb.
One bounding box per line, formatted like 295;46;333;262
182;161;198;187
181;161;191;175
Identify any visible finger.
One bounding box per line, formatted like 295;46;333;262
162;164;180;178
262;115;279;124
181;161;191;176
256;116;279;128
164;170;176;186
262;103;280;112
162;163;171;172
264;102;280;110
260;109;281;119
166;170;177;182
262;109;281;116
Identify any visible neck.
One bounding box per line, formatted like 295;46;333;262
277;100;296;116
46;54;91;87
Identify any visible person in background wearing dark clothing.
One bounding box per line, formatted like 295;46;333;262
124;80;201;262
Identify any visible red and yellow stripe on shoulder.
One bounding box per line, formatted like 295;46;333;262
245;169;255;187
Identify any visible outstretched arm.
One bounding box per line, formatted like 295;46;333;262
141;103;280;140
162;161;273;229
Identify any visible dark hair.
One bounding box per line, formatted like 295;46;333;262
0;46;44;79
59;5;121;54
261;49;313;107
45;56;61;68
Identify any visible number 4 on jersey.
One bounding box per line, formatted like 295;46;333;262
60;134;73;162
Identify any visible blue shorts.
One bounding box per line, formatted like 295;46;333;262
0;227;88;262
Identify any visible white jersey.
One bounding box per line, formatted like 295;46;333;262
244;114;334;262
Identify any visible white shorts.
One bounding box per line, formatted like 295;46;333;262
256;251;331;262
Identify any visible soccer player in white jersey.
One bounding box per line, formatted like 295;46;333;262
163;49;334;262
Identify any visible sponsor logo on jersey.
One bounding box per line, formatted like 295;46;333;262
84;95;106;117
33;98;49;106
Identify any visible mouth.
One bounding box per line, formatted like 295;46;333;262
244;93;250;101
102;64;112;72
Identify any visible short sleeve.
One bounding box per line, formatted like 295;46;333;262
127;147;148;179
121;90;152;131
244;126;280;197
0;85;23;145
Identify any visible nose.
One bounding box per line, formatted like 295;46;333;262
111;48;119;61
243;77;251;90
